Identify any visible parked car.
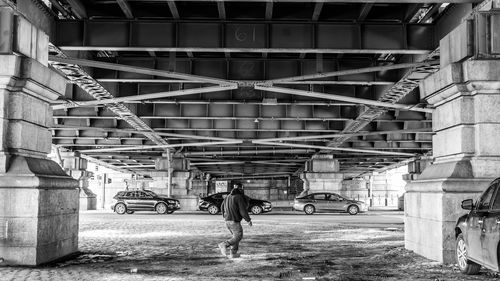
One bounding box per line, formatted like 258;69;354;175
111;190;181;215
455;178;500;274
197;192;272;215
293;192;368;215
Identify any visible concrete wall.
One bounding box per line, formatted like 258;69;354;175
241;179;289;201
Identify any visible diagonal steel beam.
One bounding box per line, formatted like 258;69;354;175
261;60;439;84
116;0;134;19
50;126;240;142
326;49;440;148
312;2;323;20
257;128;432;142
253;141;415;156
96;78;395;86
79;141;244;153
185;149;315;156
48;56;235;85
48;44;169;148
52;84;237;109
81;154;137;174
66;0;87;19
255;85;433;113
167;0;180;19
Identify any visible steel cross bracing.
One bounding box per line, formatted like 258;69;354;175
325;48;440;149
48;44;169;148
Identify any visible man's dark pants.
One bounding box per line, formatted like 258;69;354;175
224;221;243;254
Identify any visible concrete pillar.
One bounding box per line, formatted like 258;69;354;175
0;8;79;265
59;151;97;211
300;155;343;196
150;154;198;209
405;27;500;263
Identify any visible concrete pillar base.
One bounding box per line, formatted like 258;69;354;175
300;172;344;195
404;159;492;263
0;156;79;266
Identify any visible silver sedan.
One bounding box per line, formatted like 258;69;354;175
293;192;368;215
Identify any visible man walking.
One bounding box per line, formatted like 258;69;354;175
218;183;252;258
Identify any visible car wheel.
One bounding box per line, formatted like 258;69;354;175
207;205;220;215
115;203;127;215
126;210;135;214
456;233;481;275
304;205;315;215
347;205;359;215
251;205;263;215
155;202;168;214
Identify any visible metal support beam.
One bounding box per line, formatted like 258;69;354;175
185;149;315;156
252;141;415;156
81;154;136;174
325;48;440;148
358;3;374;21
96;78;395;86
50;126;240;142
312;3;323;21
263;60;439;84
167;1;180;19
116;0;134;19
48;56;233;85
265;2;273;20
80;141;244;153
217;1;226;19
255;85;434;113
48;44;169;148
52;84;237;109
259;128;432;142
55;20;435;54
66;0;87;19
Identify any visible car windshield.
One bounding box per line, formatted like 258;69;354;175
143;190;157;197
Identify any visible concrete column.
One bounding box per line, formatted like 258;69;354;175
59;151;97;211
0;9;79;265
405;59;500;262
150;154;198;209
300;155;343;196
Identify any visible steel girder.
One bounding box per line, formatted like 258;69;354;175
55;20;435;54
48;45;169;148
326;49;440;148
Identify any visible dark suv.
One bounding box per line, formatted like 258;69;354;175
455;178;500;274
111;190;181;214
198;192;272;215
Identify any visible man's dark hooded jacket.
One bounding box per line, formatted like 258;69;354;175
221;188;251;222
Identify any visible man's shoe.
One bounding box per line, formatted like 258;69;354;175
229;253;240;258
218;242;228;256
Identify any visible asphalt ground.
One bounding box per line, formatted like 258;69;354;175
0;210;498;281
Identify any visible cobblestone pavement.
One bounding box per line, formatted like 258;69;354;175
0;211;499;281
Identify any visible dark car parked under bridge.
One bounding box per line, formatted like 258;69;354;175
455;177;500;275
197;192;272;215
111;190;181;215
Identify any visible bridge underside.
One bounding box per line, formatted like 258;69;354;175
44;0;455;179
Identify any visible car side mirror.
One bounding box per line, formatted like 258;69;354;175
461;199;474;210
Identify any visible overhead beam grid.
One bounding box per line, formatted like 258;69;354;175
46;0;445;175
